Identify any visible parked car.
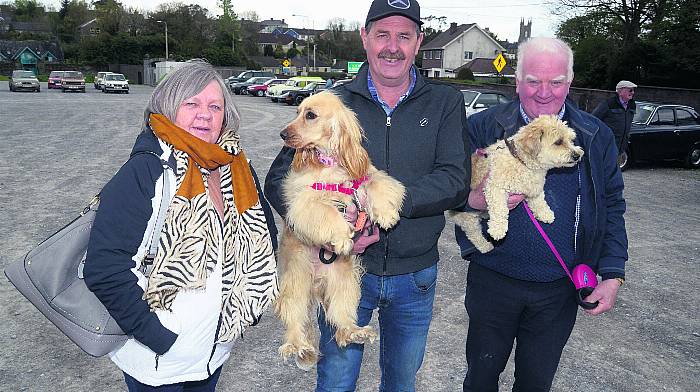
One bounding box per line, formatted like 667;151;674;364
227;70;274;84
48;71;65;89
229;76;273;95
9;70;40;92
332;78;353;88
461;89;511;117
284;82;326;105
61;71;86;93
102;73;129;94
247;78;287;97
619;101;700;170
94;71;111;89
267;76;325;102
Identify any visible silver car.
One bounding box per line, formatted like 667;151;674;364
9;70;40;92
461;89;511;117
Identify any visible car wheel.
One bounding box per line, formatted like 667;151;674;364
257;90;264;97
241;89;248;95
295;95;305;105
618;149;631;171
62;88;66;93
685;145;700;169
36;87;41;92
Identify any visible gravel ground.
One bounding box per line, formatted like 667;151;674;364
0;82;698;391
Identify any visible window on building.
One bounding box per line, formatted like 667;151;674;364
435;51;441;59
464;51;473;60
423;51;432;59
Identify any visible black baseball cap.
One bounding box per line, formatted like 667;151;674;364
365;0;423;27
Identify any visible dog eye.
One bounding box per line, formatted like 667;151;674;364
305;111;317;120
554;139;563;146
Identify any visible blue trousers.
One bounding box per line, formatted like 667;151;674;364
124;366;222;392
316;264;438;392
462;262;578;392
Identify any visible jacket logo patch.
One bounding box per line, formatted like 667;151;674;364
419;118;428;127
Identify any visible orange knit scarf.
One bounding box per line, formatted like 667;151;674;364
149;113;258;214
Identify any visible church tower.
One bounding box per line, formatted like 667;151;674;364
518;18;532;43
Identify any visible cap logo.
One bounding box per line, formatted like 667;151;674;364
388;0;410;10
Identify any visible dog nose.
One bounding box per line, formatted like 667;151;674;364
280;130;289;140
571;151;581;161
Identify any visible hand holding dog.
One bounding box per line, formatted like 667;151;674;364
467;175;525;211
583;279;621;315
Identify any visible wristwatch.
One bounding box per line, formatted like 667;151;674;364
614;277;625;286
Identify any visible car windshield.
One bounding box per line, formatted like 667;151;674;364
634;104;657;124
285;80;296;86
105;74;125;81
302;83;317;91
13;71;35;78
64;71;82;78
50;71;63;77
461;90;479;105
244;77;258;83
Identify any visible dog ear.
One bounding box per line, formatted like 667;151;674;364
330;103;370;179
292;149;322;172
516;121;544;159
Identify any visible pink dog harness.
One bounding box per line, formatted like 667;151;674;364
310;176;370;195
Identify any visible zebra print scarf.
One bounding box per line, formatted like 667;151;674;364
145;114;278;343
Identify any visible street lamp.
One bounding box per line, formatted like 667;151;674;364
292;14;315;70
156;20;168;68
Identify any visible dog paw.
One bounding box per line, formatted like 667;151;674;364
373;210;400;230
279;343;318;371
331;237;354;255
487;221;508;241
335;326;377;347
535;208;555;224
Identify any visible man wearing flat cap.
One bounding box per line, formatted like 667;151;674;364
265;0;469;390
593;80;638;165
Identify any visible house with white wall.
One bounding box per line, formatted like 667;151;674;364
419;23;505;78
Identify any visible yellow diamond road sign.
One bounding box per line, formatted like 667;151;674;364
493;53;506;73
282;58;291;67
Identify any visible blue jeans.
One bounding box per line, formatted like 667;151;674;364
316;264;438;392
124;366;222;392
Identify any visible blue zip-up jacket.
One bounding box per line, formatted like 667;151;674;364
455;98;628;279
265;64;470;275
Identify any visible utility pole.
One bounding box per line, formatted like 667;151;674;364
156;20;168;68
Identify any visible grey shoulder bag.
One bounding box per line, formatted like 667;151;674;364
4;152;173;357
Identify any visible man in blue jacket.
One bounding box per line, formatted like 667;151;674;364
456;37;627;391
265;1;469;390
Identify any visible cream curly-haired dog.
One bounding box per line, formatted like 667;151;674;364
275;91;405;370
450;115;583;253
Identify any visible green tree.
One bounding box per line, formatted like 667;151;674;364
13;0;41;22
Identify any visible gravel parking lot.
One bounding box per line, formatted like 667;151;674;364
0;82;698;391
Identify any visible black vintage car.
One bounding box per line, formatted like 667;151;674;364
284;82;326;105
620;102;700;170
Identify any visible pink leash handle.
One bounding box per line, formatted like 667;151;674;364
521;201;574;283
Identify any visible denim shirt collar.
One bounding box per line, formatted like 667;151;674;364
367;67;417;116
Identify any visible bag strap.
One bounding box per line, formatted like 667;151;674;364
129;151;173;273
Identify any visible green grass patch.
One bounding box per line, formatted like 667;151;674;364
0;75;8;81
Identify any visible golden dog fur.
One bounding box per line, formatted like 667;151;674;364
449;115;584;253
275;91;405;370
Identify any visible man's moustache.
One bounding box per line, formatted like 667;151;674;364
378;51;406;60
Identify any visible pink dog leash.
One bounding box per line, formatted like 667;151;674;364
522;201;599;309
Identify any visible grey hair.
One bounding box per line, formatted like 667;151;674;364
365;20;422;37
516;37;574;82
144;59;240;136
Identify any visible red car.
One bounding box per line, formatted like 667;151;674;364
48;71;65;89
247;78;286;97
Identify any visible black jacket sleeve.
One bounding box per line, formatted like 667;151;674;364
264;146;295;218
401;90;470;217
84;154;177;355
250;163;278;250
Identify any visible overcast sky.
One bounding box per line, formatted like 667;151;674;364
43;0;561;42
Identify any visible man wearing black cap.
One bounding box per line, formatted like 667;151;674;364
265;0;469;390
